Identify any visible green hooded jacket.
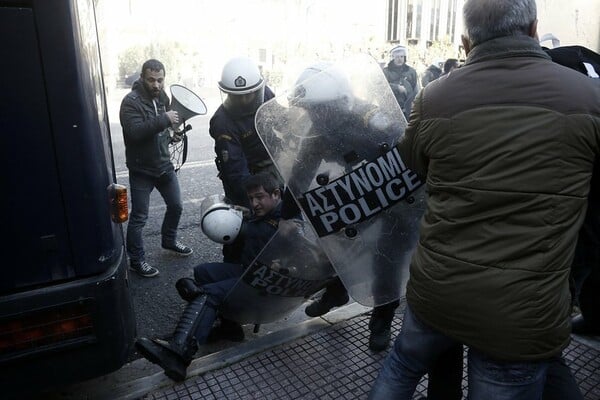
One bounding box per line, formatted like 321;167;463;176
398;35;600;361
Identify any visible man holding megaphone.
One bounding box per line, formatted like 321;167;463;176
119;58;194;278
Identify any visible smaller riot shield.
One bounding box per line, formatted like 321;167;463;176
220;219;335;324
255;54;426;307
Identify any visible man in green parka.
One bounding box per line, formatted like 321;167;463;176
369;0;600;398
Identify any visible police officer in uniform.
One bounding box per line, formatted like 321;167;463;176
382;45;419;119
209;56;283;209
285;62;408;352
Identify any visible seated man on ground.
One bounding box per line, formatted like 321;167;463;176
135;173;283;381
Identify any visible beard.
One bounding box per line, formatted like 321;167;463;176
143;82;161;98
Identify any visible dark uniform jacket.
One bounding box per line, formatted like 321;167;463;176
546;45;600;330
572;163;600;330
290;101;401;193
398;35;600;361
209;87;276;205
119;80;174;177
225;202;282;267
383;61;418;118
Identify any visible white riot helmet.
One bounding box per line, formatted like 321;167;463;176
289;62;354;115
390;45;408;62
200;196;243;244
218;56;266;117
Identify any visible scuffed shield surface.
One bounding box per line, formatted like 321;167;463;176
221;219;335;324
255;54;426;307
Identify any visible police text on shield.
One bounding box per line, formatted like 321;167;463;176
298;146;422;237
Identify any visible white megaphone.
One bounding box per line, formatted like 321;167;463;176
169;84;207;129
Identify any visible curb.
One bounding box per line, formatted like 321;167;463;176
50;303;371;400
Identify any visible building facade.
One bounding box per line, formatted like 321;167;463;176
385;0;600;56
386;0;464;50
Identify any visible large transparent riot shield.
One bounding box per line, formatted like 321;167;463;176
220;218;335;324
255;54;426;307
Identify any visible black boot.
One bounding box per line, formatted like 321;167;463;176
369;300;399;351
176;277;204;302
305;277;349;317
136;294;210;381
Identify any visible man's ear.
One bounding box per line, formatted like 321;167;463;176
461;34;472;56
273;188;282;199
528;19;538;39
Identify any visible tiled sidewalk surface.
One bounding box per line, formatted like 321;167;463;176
144;303;600;400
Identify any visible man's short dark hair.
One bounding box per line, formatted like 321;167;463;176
443;58;459;73
141;59;165;76
244;172;280;195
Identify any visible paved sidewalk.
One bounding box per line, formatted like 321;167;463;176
142;301;600;400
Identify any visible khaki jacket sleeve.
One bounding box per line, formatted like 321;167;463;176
396;89;428;180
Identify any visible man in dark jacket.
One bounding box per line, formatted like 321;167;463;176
382;45;419;119
420;61;442;88
571;199;600;335
370;0;600;399
441;58;459;77
541;44;600;336
119;59;192;278
135;173;283;381
546;46;600;337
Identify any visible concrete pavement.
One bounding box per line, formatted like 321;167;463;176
49;300;600;400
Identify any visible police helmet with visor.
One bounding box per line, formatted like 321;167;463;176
390;45;408;61
289;62;354;125
201;203;243;244
218;57;266;117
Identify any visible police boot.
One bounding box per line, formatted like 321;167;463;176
368;300;399;352
175;277;204;302
136;295;209;381
305;278;349;317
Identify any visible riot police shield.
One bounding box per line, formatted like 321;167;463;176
255;54;426;307
220;218;335;324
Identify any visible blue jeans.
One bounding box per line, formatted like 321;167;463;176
543;356;584;400
193;262;244;305
126;170;183;263
191;262;244;343
369;305;555;400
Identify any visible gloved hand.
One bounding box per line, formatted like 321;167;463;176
393;83;407;94
368;111;393;131
171;132;184;143
232;205;251;218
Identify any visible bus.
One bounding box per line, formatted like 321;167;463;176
0;0;136;396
